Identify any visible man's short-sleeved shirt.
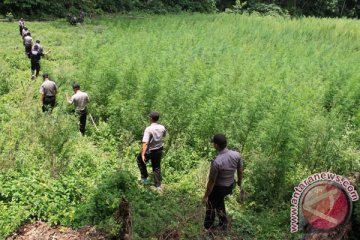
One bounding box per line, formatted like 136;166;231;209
22;29;28;37
19;20;25;27
39;80;57;97
33;43;43;54
24;36;32;46
142;123;166;151
208;148;242;187
69;90;89;111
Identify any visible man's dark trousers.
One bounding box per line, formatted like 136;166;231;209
204;184;234;230
42;96;56;112
137;148;163;187
78;109;87;135
31;61;40;77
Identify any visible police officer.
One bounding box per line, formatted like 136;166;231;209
29;45;44;79
23;32;32;56
33;40;44;54
66;83;90;136
22;27;29;39
137;112;166;190
202;134;243;231
39;73;57;112
19;18;25;36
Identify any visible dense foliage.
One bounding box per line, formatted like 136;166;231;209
0;14;360;239
1;0;359;18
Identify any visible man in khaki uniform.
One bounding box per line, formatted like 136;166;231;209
137;112;166;190
19;18;25;36
39;73;57;112
66;83;90;136
203;134;243;231
23;32;32;56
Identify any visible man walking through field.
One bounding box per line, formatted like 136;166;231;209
137;112;166;190
39;73;57;112
66;83;90;136
203;134;243;231
29;44;43;79
23;32;32;56
18;18;25;36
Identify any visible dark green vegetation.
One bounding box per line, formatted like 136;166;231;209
0;14;360;239
1;0;359;18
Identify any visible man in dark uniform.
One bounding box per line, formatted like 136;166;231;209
39;73;57;112
137;112;166;190
29;45;43;79
203;134;244;231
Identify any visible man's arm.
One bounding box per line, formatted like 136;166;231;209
66;94;73;104
203;162;218;204
40;93;44;105
141;142;148;163
203;179;216;204
141;128;150;163
39;86;44;105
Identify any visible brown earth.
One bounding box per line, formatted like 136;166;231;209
6;221;108;240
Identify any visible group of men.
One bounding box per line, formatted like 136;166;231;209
67;11;85;25
39;73;90;135
19;18;45;79
137;112;243;231
19;17;244;233
19;19;90;135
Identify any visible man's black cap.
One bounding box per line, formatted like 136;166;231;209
36;40;40;43
211;133;227;147
42;73;48;78
72;83;80;89
149;111;160;121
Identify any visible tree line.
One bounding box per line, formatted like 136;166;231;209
1;0;359;18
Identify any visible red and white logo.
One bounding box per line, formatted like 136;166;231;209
290;172;358;233
301;183;350;230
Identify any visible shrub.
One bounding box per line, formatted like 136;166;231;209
5;12;14;22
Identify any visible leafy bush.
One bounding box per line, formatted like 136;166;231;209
5;12;14;22
248;3;289;16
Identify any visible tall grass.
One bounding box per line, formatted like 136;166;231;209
0;14;359;239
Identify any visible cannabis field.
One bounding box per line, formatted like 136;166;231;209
0;13;359;239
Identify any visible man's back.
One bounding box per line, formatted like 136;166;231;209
33;43;43;53
143;123;166;151
70;91;89;111
24;36;32;46
30;50;42;62
210;148;242;187
40;80;57;97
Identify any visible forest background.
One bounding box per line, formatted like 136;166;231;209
1;0;359;18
